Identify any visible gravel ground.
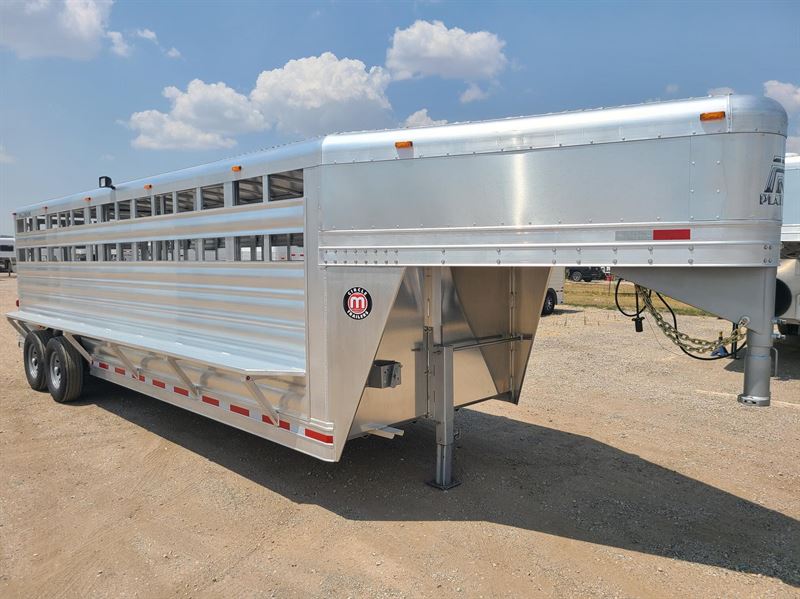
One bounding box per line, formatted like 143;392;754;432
1;275;798;598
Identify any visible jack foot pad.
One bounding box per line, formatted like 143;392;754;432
427;478;461;491
738;394;770;407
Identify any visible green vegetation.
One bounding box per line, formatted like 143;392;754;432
563;280;708;316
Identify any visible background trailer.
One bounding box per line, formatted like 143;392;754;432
7;95;787;488
777;154;800;335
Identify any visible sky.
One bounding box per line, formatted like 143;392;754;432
0;0;799;235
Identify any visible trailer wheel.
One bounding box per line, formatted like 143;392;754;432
23;330;53;391
569;270;583;282
541;289;557;316
45;337;84;403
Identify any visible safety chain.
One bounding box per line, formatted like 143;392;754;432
635;285;748;354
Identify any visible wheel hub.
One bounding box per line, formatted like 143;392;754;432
28;348;39;377
51;355;62;389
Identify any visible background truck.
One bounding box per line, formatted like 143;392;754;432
566;266;606;282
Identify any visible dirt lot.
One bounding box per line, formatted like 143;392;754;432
1;275;798;598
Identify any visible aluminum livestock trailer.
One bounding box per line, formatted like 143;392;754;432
7;95;787;488
777;154;800;334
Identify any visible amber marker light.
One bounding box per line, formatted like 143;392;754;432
395;140;413;149
231;165;242;172
700;111;725;121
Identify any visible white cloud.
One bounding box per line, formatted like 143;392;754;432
404;109;447;128
764;80;800;114
708;86;735;96
134;27;181;58
106;31;130;57
665;83;679;94
250;52;392;136
387;20;507;81
129;111;237;150
787;136;800;153
136;28;157;42
460;82;489;104
128;53;396;149
0;144;15;164
128;79;266;150
0;3;179;61
0;0;113;59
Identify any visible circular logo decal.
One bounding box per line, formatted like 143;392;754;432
343;287;372;320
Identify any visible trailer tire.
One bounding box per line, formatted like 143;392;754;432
541;289;557;316
23;330;53;391
569;270;583;282
45;336;84;403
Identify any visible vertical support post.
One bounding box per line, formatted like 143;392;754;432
130;196;138;261
738;266;776;407
738;327;772;406
195;187;203;262
422;267;443;416
429;344;459;489
223;181;235;262
114;200;122;261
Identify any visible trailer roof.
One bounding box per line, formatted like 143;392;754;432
15;95;787;214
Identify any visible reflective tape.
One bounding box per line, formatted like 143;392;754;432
93;361;334;445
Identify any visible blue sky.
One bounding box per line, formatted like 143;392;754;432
1;0;799;235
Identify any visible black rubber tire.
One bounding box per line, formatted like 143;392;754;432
45;336;84;403
23;330;53;391
569;270;583;282
541;289;557;316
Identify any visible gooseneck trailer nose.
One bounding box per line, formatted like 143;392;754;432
7;95;787;488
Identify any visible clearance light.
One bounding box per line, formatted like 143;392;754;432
144;184;153;190
231;165;242;172
700;111;725;122
395;140;413;149
84;196;91;202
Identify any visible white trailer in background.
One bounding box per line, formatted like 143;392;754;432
776;154;800;334
541;268;564;315
7;95;787;488
0;236;14;274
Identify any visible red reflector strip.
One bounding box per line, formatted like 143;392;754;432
152;379;166;389
174;386;189;396
115;367;125;375
201;395;219;406
653;228;691;241
138;375;145;382
261;415;273;425
230;404;249;417
279;420;290;430
305;429;334;444
99;362;109;370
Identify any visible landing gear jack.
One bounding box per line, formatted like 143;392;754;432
427;345;461;490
